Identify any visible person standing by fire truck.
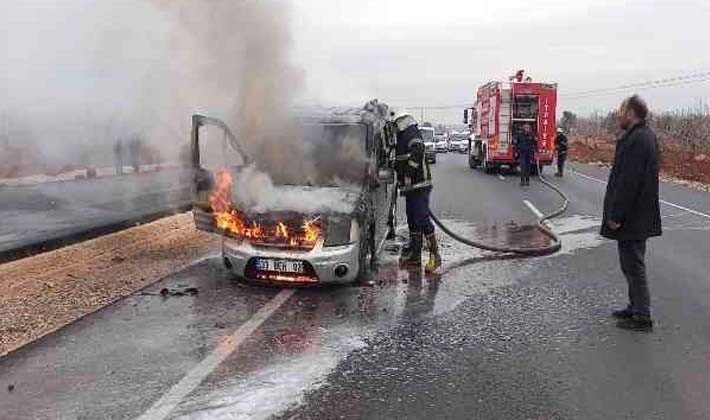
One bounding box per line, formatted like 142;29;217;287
513;123;537;186
555;127;569;177
393;114;442;273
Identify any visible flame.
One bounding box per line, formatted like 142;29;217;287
303;218;320;243
208;169;323;249
276;222;289;238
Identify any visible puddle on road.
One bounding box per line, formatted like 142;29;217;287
171;215;606;420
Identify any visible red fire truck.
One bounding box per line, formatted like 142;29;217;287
465;71;557;173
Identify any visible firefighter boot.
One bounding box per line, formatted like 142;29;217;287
399;232;423;268
399;232;413;258
424;233;442;273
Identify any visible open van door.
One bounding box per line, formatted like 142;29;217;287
190;114;247;233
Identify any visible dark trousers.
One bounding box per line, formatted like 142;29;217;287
557;154;566;174
618;240;651;318
405;190;435;235
519;152;533;182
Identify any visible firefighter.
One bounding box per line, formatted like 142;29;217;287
555;127;569;177
513;123;536;186
393;114;441;273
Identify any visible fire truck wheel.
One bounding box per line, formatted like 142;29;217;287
482;151;496;174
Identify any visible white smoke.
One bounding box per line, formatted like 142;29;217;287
232;165;361;214
2;0;374;214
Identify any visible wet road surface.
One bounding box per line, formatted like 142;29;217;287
0;169;192;260
2;154;710;419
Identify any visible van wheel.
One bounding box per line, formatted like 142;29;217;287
356;224;375;283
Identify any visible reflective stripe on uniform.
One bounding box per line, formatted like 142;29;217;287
409;161;420;168
400;180;433;192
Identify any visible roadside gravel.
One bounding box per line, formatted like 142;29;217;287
0;213;219;356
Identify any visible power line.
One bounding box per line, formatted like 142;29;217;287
561;71;710;100
393;70;710;110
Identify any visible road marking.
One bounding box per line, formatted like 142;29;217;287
569;169;606;185
498;174;506;181
570;169;710;220
136;289;296;420
523;200;544;218
523;199;554;229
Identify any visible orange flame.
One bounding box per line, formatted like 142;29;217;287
208;169;323;249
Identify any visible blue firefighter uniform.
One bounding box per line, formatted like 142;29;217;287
514;130;537;186
393;115;441;273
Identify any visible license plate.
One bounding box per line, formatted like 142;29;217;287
255;258;305;274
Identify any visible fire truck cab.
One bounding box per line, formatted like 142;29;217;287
466;73;557;174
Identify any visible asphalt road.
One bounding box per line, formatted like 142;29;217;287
0;169;192;260
2;153;710;419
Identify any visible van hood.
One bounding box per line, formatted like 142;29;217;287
233;185;362;215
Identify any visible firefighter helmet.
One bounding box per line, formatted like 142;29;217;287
394;113;418;133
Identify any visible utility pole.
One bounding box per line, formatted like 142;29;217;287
420;107;425;123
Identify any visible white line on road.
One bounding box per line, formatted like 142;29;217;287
523;200;544;218
570;169;710;220
523;199;554;229
569;169;606;185
136;289;296;420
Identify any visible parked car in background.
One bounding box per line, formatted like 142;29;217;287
420;126;437;164
449;133;469;153
435;135;449;153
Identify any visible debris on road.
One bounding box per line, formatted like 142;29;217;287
160;287;199;297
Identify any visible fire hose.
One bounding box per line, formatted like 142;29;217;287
429;158;569;256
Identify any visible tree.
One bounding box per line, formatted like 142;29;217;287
559;111;577;133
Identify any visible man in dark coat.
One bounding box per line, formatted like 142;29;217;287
601;95;662;332
513;123;536;186
555;128;568;177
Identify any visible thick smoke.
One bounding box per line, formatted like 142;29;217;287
1;0;175;178
152;0;372;209
150;0;316;184
2;0;372;215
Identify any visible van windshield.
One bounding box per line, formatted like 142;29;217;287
298;123;369;187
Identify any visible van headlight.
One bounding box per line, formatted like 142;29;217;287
324;216;358;247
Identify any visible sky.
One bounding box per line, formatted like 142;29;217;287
289;0;710;122
2;0;709;134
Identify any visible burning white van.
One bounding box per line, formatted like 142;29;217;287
191;103;396;284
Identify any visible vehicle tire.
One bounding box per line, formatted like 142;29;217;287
482;149;495;174
356;224;375;283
